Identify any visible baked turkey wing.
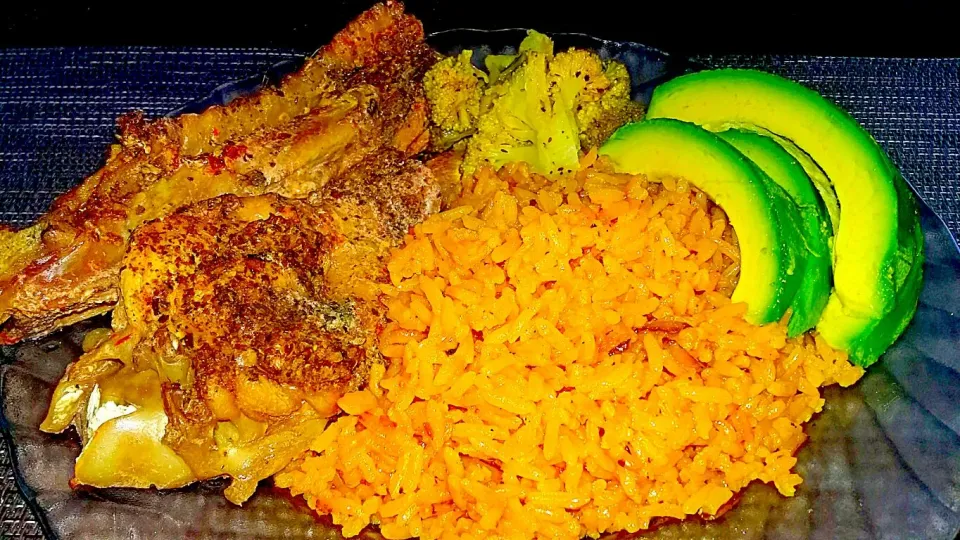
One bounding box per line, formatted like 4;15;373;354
41;151;440;503
0;1;436;344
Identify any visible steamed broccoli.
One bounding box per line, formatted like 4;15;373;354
425;30;643;178
578;61;644;149
518;29;555;55
548;50;644;149
463;49;581;177
423;50;487;142
484;54;518;83
485;29;553;83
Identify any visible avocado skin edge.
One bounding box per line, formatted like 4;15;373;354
846;170;924;366
717;128;833;337
724;125;840;240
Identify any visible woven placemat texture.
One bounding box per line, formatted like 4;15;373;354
0;48;958;538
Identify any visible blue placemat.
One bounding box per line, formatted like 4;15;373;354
0;47;958;539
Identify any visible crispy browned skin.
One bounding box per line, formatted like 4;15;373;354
0;1;437;344
42;151;439;502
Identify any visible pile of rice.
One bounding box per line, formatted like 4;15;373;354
275;152;864;539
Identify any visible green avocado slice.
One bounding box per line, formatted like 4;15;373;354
732;126;841;238
647;69;899;317
599;119;801;325
819;167;925;364
717;128;832;336
647;69;923;365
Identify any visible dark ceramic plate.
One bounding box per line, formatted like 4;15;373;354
3;30;960;539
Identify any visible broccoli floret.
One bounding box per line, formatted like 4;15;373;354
548;49;606;108
427;30;643;178
548;49;644;149
423;50;487;139
463;50;580;177
518;29;554;55
484;30;553;83
577;61;644;149
484;54;517;83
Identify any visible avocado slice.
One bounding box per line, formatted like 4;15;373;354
819;170;925;363
736;127;841;238
647;69;900;316
599;119;802;325
647;69;923;365
717;128;832;336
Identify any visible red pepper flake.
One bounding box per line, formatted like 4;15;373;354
222;143;248;161
644;320;691;333
115;334;132;346
608;339;631;356
212;127;220;137
206;154;226;175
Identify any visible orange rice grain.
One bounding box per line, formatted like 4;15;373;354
276;159;864;539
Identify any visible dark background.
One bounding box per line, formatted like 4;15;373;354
1;1;956;57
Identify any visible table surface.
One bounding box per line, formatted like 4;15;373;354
0;47;958;538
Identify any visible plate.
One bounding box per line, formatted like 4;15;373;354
2;30;960;539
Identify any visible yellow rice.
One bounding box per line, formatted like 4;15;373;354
275;153;864;539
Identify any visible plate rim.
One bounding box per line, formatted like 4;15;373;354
1;30;959;539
